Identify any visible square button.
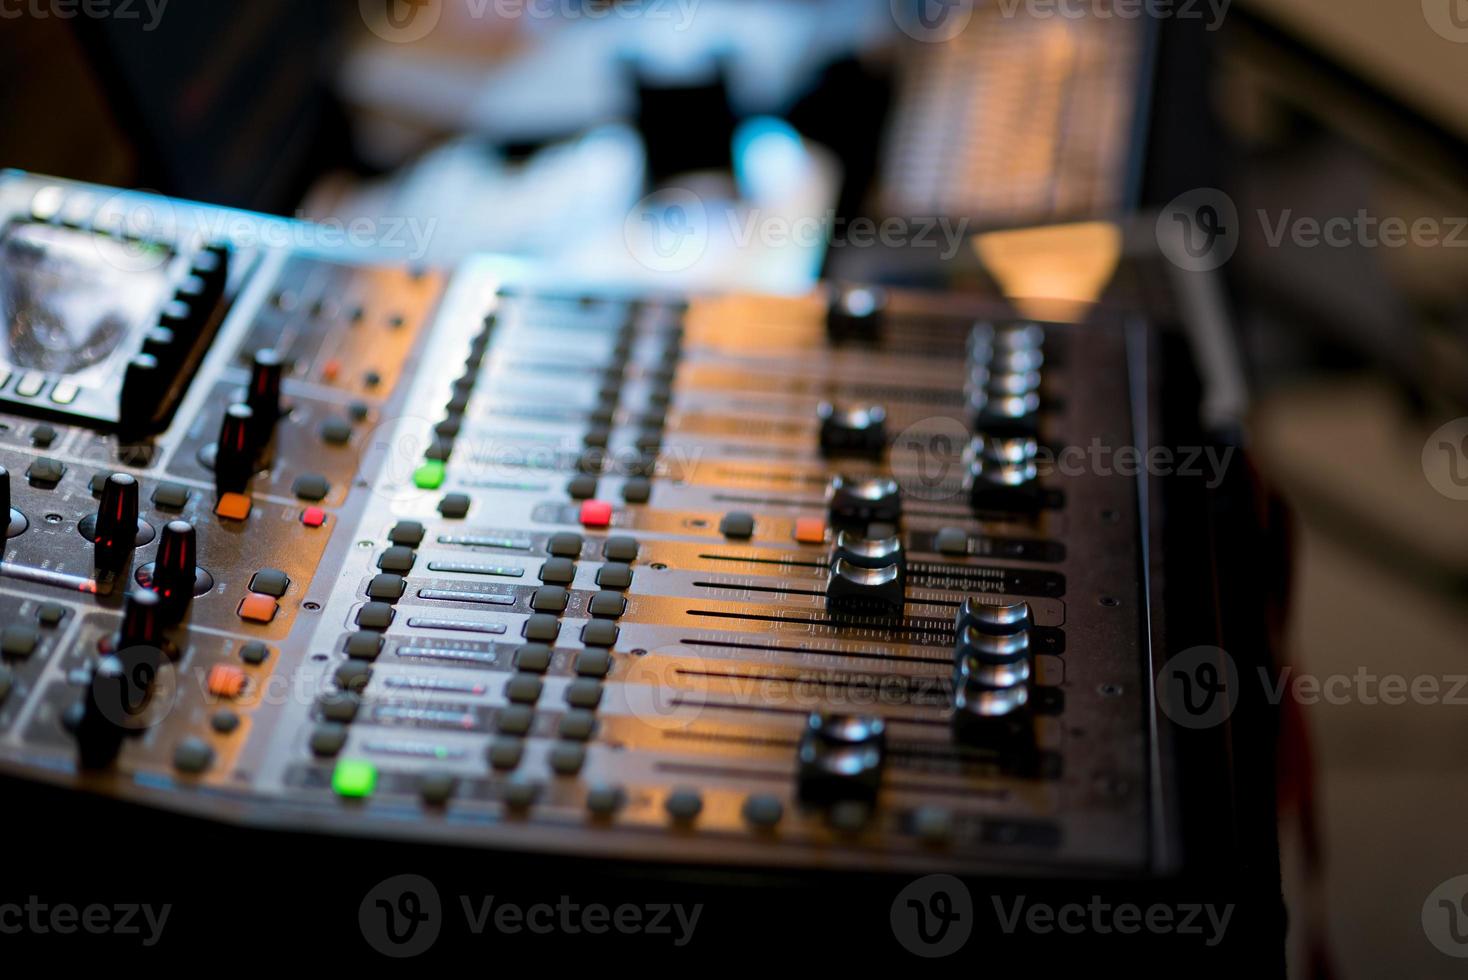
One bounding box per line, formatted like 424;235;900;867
567;474;598;500
523;614;560;642
207;664;247;699
248;569;290;598
239;642;271;665
356;602;396;630
546;532;583;557
389;521;426;547
438;493;471;519
332;759;377;799
367;573;406;602
292;473;331;502
413;460;445;489
579;499;613;528
215;493;252;521
504;673;544;705
602;536;640;562
588;591;626;618
558;709;598;741
539;557;575;584
514;643;552;673
378;546;416;573
301;507;327;528
345;632;384;660
488;737;525;769
621;477;651;504
152;482;191;510
530;586;569;613
794;517;827;544
237;594;278;624
497;705;534;736
595;563;633;590
581;620;619;648
26;458;65;487
1;625;39;659
575;648;612;678
565;678;604;709
720;511;755;539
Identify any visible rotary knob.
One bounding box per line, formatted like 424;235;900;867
214;403;257;495
91;473;140;569
118;353;163;430
245;348;285;448
1;465;22;538
75;655;129;769
152;521;199;621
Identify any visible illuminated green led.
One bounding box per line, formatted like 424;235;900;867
413;460;446;490
332;759;377;799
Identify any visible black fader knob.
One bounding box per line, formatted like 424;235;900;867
92;473;140;569
152;521;199;621
826;285;886;345
214;403;256;495
955;597;1034;635
797;713;886;805
818;402;887;459
827;475;902;528
826;558;905;616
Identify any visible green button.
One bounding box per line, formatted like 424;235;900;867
413;460;445;490
332;759;377;798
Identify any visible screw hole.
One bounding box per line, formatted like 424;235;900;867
1099;683;1123;696
303;601;321;612
1099;596;1119;608
310;653;328;662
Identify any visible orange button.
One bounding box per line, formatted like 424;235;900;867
321;359;341;382
794;517;827;544
215;493;253;521
237;593;278;624
207;664;247;698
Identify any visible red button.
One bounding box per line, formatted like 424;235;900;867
302;507;326;528
579;500;613;528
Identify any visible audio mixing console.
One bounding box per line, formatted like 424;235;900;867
0;172;1276;962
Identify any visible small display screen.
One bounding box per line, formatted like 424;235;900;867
0;221;174;385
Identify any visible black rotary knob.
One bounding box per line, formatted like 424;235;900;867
76;655;128;769
120;587;164;653
118;353;163;429
818;402;887;459
152;521;198;620
215;403;256;494
92;473;140;568
246;348;284;435
0;464;11;535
